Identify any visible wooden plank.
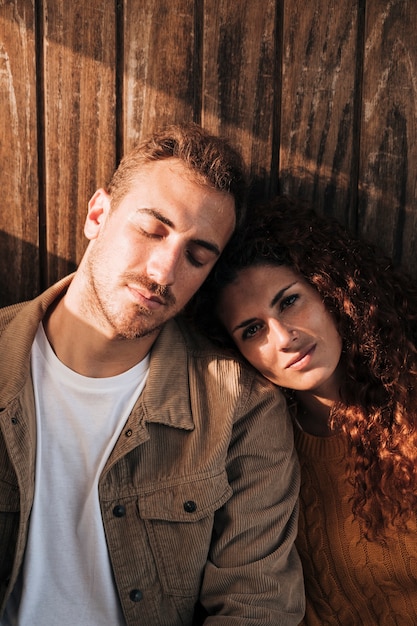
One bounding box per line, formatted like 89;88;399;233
358;0;417;273
202;0;277;200
279;0;361;227
122;0;196;151
42;0;117;286
0;0;39;306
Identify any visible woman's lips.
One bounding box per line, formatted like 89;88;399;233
286;344;316;370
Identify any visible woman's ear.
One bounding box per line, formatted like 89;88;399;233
84;188;111;240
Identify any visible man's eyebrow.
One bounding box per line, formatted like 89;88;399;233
136;207;173;227
136;208;221;257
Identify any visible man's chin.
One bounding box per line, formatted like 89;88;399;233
133;324;163;340
109;303;179;340
115;321;165;341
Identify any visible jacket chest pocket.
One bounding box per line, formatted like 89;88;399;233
138;471;232;597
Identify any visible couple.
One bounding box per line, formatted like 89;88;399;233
1;121;416;625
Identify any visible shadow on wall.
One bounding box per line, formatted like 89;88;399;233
0;231;76;308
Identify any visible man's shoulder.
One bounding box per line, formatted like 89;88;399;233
174;314;244;362
172;315;277;391
0;301;29;333
0;275;73;338
172;315;288;417
150;315;257;388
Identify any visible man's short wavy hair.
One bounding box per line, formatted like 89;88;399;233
107;122;247;229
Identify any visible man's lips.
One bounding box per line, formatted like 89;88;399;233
127;285;167;308
286;344;316;369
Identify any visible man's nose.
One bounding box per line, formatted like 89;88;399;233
146;244;181;286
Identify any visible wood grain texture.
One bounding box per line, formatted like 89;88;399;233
0;0;39;305
201;0;277;199
42;0;117;286
122;0;196;151
279;0;361;227
358;0;417;271
2;0;417;307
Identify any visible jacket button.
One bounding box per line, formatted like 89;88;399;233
183;500;197;513
129;589;143;602
113;504;126;517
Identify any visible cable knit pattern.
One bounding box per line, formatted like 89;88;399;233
294;427;417;625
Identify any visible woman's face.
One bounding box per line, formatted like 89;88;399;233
217;264;343;399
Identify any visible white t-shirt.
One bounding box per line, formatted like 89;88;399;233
2;323;149;625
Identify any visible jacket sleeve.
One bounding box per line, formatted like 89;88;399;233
199;373;305;624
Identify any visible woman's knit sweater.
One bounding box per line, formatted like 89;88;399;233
294;427;417;625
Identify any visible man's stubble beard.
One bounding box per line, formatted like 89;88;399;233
83;258;176;341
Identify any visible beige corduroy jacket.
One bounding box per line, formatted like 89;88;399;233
0;276;304;625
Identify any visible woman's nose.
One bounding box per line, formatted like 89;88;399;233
270;319;297;349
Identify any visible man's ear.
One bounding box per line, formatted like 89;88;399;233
84;188;111;240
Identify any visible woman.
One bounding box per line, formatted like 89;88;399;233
190;196;417;625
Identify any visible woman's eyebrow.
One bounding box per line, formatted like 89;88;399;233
270;282;297;308
232;317;257;334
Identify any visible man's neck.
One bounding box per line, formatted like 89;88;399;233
43;294;158;378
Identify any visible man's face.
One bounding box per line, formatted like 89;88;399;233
81;158;236;340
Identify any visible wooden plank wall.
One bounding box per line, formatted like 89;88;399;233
1;0;416;307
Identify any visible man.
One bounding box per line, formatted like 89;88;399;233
0;123;304;625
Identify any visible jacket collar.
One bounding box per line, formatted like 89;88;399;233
0;275;195;432
0;275;74;407
139;319;195;431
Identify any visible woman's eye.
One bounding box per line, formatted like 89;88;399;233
242;323;262;340
280;294;298;311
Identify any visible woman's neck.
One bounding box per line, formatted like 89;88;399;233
293;364;344;437
293;392;335;436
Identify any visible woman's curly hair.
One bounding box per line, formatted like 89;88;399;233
190;195;417;539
